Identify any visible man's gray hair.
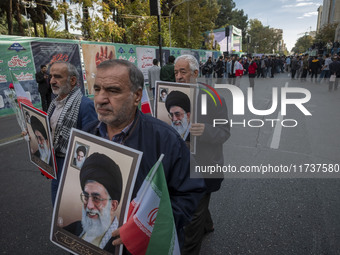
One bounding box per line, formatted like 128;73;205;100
97;59;144;91
175;55;199;74
50;61;79;81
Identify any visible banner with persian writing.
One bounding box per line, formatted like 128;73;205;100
31;41;85;94
0;41;38;116
136;47;156;84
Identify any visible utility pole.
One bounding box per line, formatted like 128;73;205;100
150;0;162;66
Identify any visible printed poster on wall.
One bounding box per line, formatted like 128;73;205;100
180;50;200;64
136;47;155;84
0;41;38;116
115;44;137;65
81;43;116;95
156;49;170;67
31;42;85;94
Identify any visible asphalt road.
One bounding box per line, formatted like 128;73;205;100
1;73;339;254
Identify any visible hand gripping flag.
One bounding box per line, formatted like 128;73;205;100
120;154;180;255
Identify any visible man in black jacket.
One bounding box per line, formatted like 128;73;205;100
329;55;340;91
82;59;206;249
35;64;52;112
174;54;231;255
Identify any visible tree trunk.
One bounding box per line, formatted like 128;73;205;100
42;11;47;37
82;6;89;39
7;0;13;35
15;0;24;35
33;20;38;37
63;0;68;32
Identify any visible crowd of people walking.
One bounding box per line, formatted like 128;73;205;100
198;50;340;92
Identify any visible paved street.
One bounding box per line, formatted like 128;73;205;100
1;73;340;254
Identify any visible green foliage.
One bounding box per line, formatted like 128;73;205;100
247;19;282;54
171;0;219;49
292;35;314;54
215;0;235;28
214;0;248;37
314;23;338;44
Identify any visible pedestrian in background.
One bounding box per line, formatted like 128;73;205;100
329;55;340;91
160;55;176;82
248;56;257;88
203;57;214;84
36;64;52;112
215;56;224;83
148;59;161;99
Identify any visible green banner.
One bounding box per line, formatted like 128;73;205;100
0;41;38;116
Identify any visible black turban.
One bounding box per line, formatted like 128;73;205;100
80;153;123;203
165;90;191;113
76;145;86;155
30;115;47;140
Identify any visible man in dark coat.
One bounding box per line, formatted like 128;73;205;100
160;55;176;82
82;59;206;249
174;54;230;255
35;64;52;112
329;55;340;91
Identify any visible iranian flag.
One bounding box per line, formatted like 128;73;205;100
9;70;33;107
120;154;180;255
140;87;152;115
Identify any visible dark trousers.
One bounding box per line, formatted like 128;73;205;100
301;69;308;80
249;73;256;88
291;69;297;79
39;89;51;112
182;193;212;255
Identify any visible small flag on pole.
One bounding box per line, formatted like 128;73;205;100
9;70;33;107
140;87;153;115
120;154;180;255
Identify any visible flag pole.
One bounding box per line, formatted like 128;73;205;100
129;153;165;219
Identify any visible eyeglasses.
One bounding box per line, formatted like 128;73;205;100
80;193;111;206
168;111;185;120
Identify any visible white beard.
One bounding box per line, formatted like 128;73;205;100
172;114;189;139
75;158;85;168
81;201;112;241
38;141;50;164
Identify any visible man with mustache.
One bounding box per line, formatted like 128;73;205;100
30;115;52;166
83;59;206;249
48;61;97;205
165;90;191;142
65;153;122;253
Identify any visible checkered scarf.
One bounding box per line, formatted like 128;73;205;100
47;87;82;157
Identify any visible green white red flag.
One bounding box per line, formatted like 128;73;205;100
140;87;152;115
120;154;180;255
9;70;33;107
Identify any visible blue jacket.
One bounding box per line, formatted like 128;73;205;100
83;110;206;240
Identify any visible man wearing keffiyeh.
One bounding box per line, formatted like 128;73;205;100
47;61;97;205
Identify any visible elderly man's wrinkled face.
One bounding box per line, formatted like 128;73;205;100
34;130;50;162
175;59;198;84
77;151;85;163
76;151;85;168
81;182;113;238
169;106;190;137
94;65;141;129
49;63;76;99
